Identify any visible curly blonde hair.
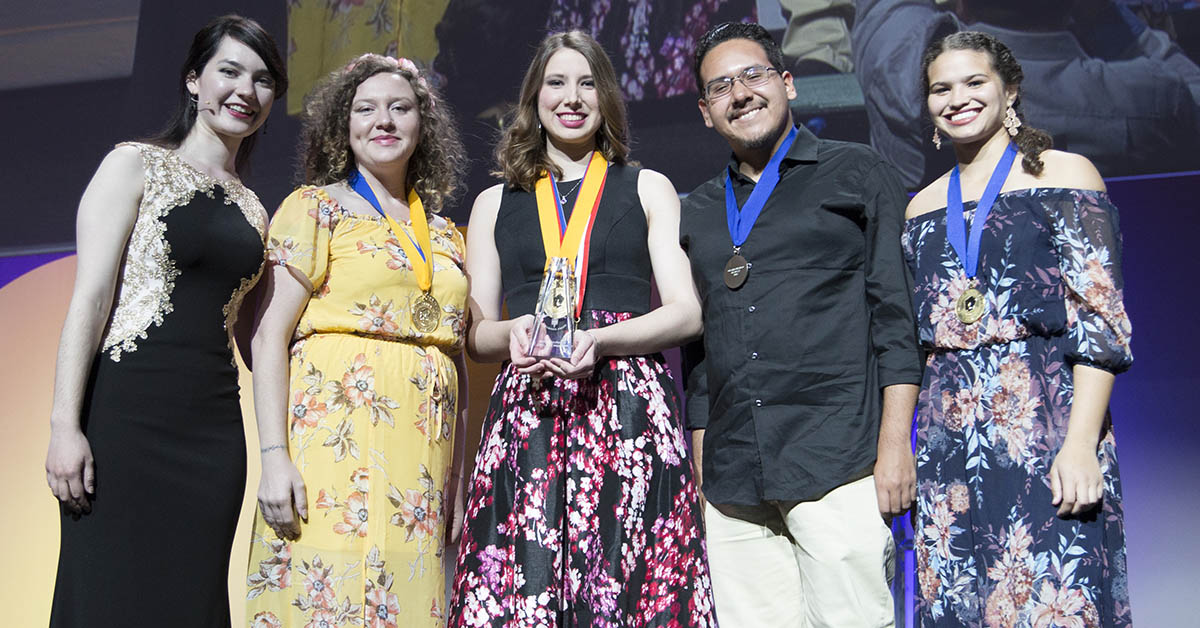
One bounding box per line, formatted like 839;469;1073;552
496;31;629;191
299;54;466;212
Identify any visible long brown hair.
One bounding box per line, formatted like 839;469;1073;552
496;31;629;191
146;14;287;176
299;54;465;212
921;31;1052;175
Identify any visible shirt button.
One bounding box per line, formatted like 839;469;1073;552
750;352;759;360
755;399;763;407
748;305;756;313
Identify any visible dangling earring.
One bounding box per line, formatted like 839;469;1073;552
1004;105;1021;137
932;128;942;151
189;93;199;107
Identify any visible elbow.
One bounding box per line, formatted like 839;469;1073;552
680;303;703;342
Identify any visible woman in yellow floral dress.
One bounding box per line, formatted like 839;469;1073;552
245;54;468;628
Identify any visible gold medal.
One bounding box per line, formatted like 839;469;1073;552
412;292;440;333
955;287;985;325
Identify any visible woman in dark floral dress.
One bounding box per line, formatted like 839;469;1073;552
903;32;1133;627
448;31;716;627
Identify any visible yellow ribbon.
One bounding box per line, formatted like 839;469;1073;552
379;189;433;293
534;152;608;268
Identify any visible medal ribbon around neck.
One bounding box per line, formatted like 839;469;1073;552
534;151;608;320
946;142;1018;280
348;169;434;292
724;125;798;250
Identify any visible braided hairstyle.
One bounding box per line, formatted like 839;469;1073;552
920;31;1052;175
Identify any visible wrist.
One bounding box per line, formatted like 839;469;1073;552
49;414;81;433
584;328;604;358
260;443;290;458
1062;430;1100;451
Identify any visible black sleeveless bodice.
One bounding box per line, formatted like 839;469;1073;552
495;163;651;320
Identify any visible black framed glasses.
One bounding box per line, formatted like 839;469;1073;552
703;65;780;101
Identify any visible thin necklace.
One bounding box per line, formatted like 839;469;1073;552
558;178;583;205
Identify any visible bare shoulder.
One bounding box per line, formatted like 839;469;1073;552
469;183;505;227
637;168;676;193
97;144;147;190
1035;150;1106;192
905;173;950;220
637;168;681;221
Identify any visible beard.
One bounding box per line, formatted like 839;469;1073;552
733;110;790;153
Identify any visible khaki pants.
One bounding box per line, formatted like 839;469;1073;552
705;476;895;627
779;0;855;73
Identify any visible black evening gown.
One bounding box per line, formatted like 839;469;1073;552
49;143;266;627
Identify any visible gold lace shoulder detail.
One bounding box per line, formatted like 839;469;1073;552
100;142;268;361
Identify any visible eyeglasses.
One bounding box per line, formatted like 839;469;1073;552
703;65;780;101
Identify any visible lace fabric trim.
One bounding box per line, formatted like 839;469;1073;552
101;142;267;361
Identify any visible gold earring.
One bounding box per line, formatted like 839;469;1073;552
932;128;942;150
1004;106;1021;137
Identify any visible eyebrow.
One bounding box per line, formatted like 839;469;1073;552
929;73;989;87
217;58;272;77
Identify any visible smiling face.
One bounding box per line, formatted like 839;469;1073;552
697;38;796;154
926;49;1016;148
186;36;276;139
537;48;603;151
347;72;421;175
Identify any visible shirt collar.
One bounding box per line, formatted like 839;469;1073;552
725;123;820;183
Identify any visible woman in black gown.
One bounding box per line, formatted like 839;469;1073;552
44;15;287;627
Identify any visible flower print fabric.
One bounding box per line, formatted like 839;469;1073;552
448;310;717;628
246;187;468;628
903;188;1133;627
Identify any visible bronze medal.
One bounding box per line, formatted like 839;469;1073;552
724;253;749;290
955;287;985;325
412;292;440;333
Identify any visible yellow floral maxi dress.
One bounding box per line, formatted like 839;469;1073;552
246;187;467;628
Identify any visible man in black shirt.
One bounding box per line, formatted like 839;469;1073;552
681;22;923;626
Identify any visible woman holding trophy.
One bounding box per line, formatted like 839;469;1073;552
448;31;716;626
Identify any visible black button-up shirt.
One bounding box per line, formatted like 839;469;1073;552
680;125;923;506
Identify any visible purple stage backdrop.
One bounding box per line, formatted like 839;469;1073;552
4;173;1196;625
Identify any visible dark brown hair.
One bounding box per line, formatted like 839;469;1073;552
299;54;465;212
146;14;287;176
921;31;1052;175
496;31;629;191
693;22;784;95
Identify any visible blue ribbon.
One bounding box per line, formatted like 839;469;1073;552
348;170;425;262
725;125;799;248
946;142;1018;279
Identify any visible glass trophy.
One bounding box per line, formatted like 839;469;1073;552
527;256;576;359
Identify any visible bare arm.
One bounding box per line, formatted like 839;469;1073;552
46;145;144;513
463;184;541;373
250;263;312;539
1049;365;1114;517
547;170;703;378
445;352;469;545
874;383;919;518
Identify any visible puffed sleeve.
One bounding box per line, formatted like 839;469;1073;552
1051;190;1133;373
265;187;337;290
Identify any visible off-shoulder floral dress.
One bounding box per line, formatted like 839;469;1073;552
245;187;467;628
903;188;1133;627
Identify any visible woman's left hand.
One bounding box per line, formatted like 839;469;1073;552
545;330;599;379
1048;438;1104;517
